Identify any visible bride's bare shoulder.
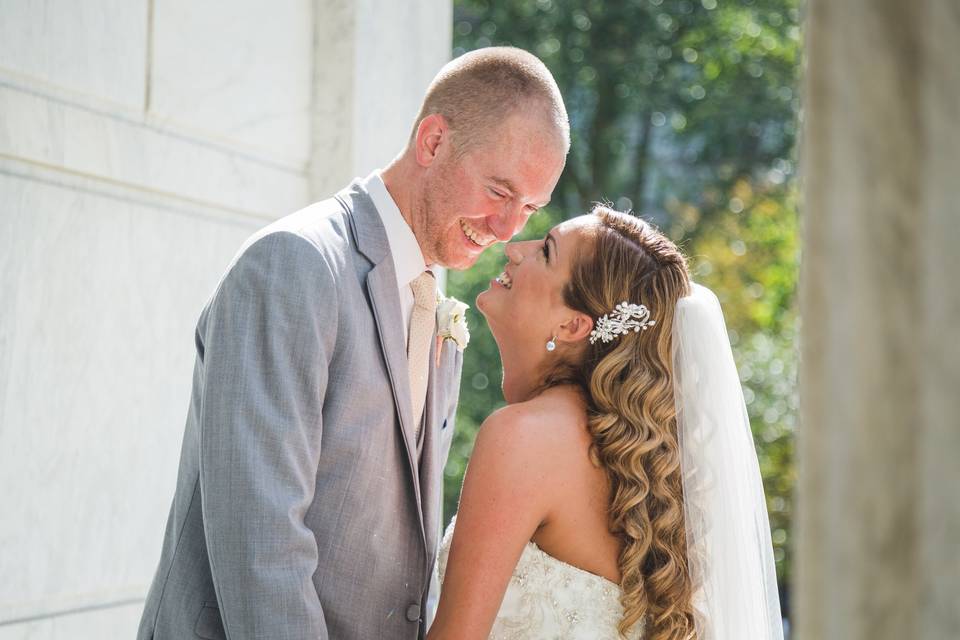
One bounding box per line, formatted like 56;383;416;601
457;386;596;539
476;386;591;465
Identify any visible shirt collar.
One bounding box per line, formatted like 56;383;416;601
365;171;429;290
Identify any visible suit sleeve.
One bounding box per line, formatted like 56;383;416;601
197;231;337;640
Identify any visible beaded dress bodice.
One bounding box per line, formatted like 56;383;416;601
437;518;645;639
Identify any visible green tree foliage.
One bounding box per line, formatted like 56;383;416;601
444;0;800;594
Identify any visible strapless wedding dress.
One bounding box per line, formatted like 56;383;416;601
437;517;645;639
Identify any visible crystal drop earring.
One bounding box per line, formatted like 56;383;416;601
546;336;557;352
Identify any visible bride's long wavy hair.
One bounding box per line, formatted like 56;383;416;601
543;206;695;639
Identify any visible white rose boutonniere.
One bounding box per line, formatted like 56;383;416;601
436;294;470;364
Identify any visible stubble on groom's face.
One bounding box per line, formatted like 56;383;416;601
415;114;566;271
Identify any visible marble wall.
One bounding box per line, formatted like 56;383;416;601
798;0;960;638
0;1;450;637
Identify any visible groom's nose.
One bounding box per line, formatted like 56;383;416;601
487;203;531;242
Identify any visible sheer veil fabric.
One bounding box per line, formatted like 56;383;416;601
672;284;784;639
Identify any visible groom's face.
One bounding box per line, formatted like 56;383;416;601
417;112;566;270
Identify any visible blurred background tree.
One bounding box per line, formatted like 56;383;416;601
443;0;800;619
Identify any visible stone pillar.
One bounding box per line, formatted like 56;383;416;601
798;1;960;638
310;0;452;199
0;1;449;637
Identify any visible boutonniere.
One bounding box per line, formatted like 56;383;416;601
435;294;470;365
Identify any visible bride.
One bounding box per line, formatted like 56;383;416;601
427;206;784;639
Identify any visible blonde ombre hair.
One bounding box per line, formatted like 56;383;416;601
410;46;569;155
544;206;695;639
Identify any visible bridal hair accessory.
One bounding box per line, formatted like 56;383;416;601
588;302;656;344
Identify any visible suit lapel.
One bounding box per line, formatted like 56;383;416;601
337;184;426;546
419;337;457;555
366;264;420;461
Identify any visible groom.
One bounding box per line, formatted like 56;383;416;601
138;47;568;640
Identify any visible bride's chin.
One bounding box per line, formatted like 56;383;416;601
475;288;493;316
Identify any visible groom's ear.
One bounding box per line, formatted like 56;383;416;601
414;114;449;168
559;312;594;344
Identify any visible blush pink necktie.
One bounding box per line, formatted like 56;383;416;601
408;271;436;440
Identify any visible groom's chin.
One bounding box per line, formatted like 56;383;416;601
447;256;480;271
436;247;481;271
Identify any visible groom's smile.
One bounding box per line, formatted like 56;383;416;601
460;218;496;249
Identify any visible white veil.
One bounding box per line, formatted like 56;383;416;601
672;284;784;639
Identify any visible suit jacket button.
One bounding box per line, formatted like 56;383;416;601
405;603;421;622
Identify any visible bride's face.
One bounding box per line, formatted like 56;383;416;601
477;215;595;350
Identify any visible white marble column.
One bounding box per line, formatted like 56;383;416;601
0;1;449;637
310;0;452;198
798;1;960;638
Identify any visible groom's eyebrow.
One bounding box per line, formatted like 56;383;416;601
490;176;550;209
490;176;518;194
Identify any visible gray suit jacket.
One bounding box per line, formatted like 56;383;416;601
138;177;463;640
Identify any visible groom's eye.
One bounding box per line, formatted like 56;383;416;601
488;188;507;200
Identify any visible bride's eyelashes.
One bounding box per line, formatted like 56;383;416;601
541;238;550;262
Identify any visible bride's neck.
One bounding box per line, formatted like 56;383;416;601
500;355;543;404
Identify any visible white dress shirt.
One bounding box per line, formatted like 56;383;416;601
366;171;430;345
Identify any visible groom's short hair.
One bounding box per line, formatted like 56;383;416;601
410;46;569;156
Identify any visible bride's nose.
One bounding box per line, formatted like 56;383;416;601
504;241;523;264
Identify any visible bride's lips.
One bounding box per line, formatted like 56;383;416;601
494;266;513;289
